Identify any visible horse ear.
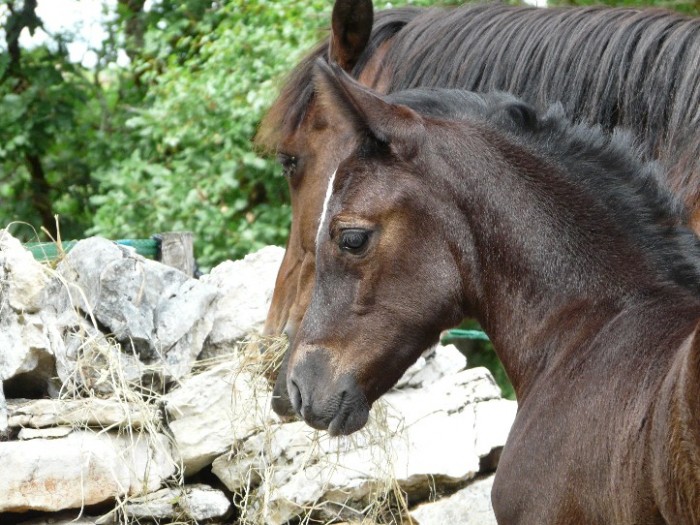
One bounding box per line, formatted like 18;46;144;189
330;0;374;72
314;58;419;150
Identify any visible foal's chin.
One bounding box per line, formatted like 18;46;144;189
304;404;369;436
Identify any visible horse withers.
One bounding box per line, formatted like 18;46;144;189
258;0;700;417
286;61;700;524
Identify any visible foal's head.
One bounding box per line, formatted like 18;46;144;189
285;62;529;435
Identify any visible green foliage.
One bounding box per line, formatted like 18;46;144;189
89;1;331;267
85;0;469;268
1;0;696;267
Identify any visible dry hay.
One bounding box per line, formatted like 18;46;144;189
2;229;413;525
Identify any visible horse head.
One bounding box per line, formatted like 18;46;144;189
261;0;700;421
285;61;482;435
257;0;397;417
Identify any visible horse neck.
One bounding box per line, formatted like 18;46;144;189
441;133;698;399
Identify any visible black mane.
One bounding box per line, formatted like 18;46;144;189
384;4;700;212
388;86;700;295
258;3;700;211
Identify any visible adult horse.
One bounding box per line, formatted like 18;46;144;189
287;60;700;524
257;0;700;415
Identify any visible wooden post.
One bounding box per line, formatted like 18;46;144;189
155;232;196;277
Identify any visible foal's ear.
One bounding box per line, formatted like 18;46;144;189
314;59;420;153
330;0;374;72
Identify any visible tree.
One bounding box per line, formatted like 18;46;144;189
2;0;694;268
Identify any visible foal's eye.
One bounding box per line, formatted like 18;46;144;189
277;153;298;178
339;229;371;254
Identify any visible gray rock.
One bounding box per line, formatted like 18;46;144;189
123;484;232;521
0;430;175;512
7;398;159;430
164;359;276;474
0;229;50;313
411;475;497;525
212;367;516;525
395;344;466;389
0;231;57;392
200;246;285;356
18;426;74;440
50;237;218;381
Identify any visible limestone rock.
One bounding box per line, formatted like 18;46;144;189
50;237;218;381
212;367;516;525
0;229;50;313
0;231;57;392
164;359;276;474
411;475;497;525
395;344;466;389
18;426;74;440
200;246;285;355
123;484;232;521
0;430;175;512
7;398;159;430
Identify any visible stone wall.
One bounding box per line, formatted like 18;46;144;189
0;230;516;524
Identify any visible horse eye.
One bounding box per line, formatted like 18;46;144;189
277;153;297;178
339;229;370;253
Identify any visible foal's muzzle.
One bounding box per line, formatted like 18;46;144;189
287;347;370;436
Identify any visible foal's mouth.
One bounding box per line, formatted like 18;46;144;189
327;397;370;436
288;367;371;436
298;401;369;436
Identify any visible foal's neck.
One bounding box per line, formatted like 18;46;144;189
447;126;700;398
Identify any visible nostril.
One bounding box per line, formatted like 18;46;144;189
289;379;302;415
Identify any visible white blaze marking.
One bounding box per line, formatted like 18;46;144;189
316;169;337;247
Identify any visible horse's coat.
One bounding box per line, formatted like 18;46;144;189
258;0;700;416
288;61;700;524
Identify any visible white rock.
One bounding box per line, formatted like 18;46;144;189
7;398;158;429
51;237;218;380
395;344;467;389
164;359;276;474
18;426;73;440
0;231;57;389
124;484;231;521
411;475;497;525
0;308;56;382
212;367;516;525
0;430;175;512
200;246;285;354
0;229;51;312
